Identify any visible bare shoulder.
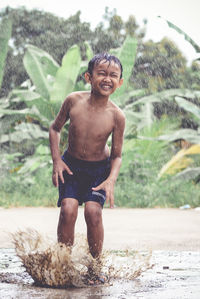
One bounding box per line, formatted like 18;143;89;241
64;91;90;106
109;101;125;125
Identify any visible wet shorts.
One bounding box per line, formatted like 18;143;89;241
57;151;111;208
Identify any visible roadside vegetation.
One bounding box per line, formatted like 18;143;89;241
0;7;200;207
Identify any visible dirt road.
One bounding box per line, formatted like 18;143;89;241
0;207;200;250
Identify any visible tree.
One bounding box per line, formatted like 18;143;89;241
132;38;187;93
0;7;92;97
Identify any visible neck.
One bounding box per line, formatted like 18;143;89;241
89;91;109;108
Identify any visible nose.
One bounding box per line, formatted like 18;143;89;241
102;75;111;82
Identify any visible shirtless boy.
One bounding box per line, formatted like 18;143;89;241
49;53;125;259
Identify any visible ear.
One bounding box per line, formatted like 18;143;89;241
117;78;124;88
84;72;92;84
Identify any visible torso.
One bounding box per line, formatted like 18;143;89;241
66;92;116;161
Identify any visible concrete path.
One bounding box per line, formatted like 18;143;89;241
0;207;199;250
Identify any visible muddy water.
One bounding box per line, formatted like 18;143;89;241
0;235;200;298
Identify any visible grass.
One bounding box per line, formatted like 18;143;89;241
115;175;200;208
1;158;200;209
0;168;58;208
1;117;200;208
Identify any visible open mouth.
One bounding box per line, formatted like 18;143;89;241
100;84;112;91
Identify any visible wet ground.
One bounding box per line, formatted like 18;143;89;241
0;248;200;299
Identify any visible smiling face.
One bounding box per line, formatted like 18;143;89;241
85;60;123;97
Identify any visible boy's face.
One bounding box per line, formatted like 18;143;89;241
85;60;123;97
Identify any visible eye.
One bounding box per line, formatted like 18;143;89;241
111;73;118;78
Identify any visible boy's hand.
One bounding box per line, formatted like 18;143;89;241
92;179;115;208
52;158;73;187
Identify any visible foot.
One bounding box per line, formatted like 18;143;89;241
84;272;108;285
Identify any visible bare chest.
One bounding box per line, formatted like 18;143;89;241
69;106;114;139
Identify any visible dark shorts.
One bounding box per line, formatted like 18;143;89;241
57;151;111;208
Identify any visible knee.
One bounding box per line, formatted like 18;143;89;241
60;199;78;223
84;204;102;227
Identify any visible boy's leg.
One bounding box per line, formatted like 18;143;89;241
84;201;104;258
57;198;79;246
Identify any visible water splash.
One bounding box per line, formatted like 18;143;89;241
12;228;152;288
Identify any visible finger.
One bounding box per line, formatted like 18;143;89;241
105;189;109;203
105;190;110;207
53;173;58;188
92;183;103;191
105;190;114;208
59;171;65;184
65;165;73;175
110;194;114;209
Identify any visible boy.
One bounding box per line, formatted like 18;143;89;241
49;53;125;260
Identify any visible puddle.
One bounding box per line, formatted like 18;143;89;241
0;230;200;298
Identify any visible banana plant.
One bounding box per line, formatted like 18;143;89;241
0;41;94;176
50;45;81;104
158;144;200;178
159;17;200;60
1;36;144;176
157;96;200;180
125;88;200;138
0;17;12;89
110;35;143;107
156;94;200;143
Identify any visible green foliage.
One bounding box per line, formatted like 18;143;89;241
184;64;200;90
115;116;200;208
115;175;200;208
0;17;12;89
132;38;187;93
0;123;49;143
0;41;91;148
111;35;138;106
23;45;59;99
175;96;200;121
10;89;52;121
0;7;93;97
50;45;81;104
0;6;192;99
160;16;200;57
1;10;200;208
0;166;57;207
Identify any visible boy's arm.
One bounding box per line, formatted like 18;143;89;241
92;109;125;208
49;96;73;187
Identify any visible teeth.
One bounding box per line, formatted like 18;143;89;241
101;85;111;90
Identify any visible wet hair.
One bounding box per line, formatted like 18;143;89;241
87;53;123;79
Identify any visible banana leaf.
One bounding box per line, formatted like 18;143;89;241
175;96;200;122
123;110;138;137
0;105;49;125
174;167;200;181
0;17;12;89
11;89;53;121
0;123;48;143
18;144;51;174
50;45;81;104
116;89;146;108
159;17;200;55
159;144;200;178
131;89;200;107
141;103;155;129
156;128;200;144
23;45;59;100
84;41;93;62
124;102;155;136
109;48;120;56
111;36;137;106
35;144;50;155
18;155;50;174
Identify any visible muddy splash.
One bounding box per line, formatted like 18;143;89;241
11;229;152;288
